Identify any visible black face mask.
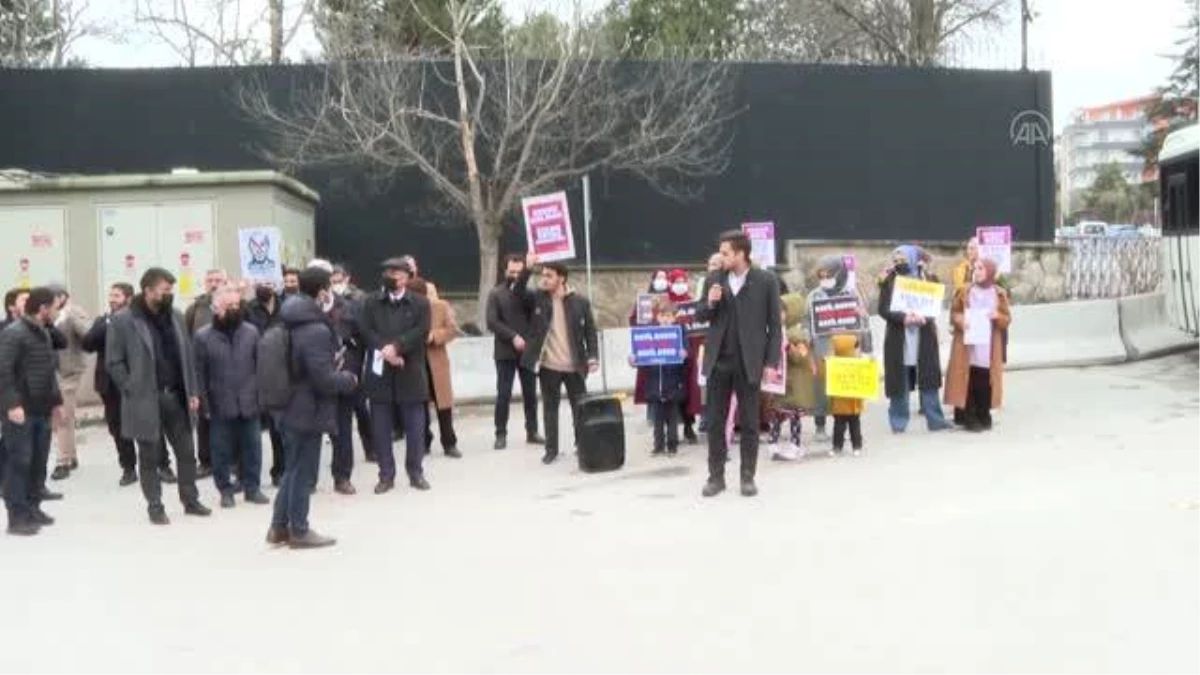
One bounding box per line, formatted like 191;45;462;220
157;293;174;312
256;287;274;302
893;262;911;276
384;276;402;292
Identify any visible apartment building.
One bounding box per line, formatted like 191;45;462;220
1059;95;1158;216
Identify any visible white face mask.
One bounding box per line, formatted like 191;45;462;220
671;283;689;296
332;282;348;295
819;278;837;290
651;278;668;292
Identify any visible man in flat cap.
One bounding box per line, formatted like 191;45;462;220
358;258;432;494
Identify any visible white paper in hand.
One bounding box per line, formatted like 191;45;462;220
371;349;384;376
964;308;992;347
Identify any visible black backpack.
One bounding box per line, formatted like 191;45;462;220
256;324;295;410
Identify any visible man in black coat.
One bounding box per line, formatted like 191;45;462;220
0;288;64;535
696;230;782;498
247;283;287;486
268;267;358;549
485;253;542;450
359;258;432;494
81;282;175;487
323;271;374;494
515;255;599;465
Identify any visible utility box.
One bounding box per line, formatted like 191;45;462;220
0;169;320;317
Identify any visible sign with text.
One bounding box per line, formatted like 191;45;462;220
761;341;787;395
811;295;865;336
674;300;710;335
635;293;657;326
843;254;858;290
825;356;880;400
976;225;1012;274
742;221;777;268
964;307;993;347
522;191;576;263
238;227;283;287
630;325;685;367
889;276;946;318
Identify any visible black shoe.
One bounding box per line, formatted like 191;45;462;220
266;525;289;545
409;477;431;491
271;475;282;488
158;466;177;484
740;479;759;497
288;529;337;549
651;447;666;456
148;505;170;525
684;427;698;445
196;465;212;479
541;450;558;465
494;435;507;450
244;489;271;504
701;480;726;498
70;459;79;470
183;501;212;517
38;488;63;501
667;446;679;455
220;493;236;508
50;465;70;481
374;480;395;495
7;520;39;536
30;508;55;526
444;446;462;459
119;469;138;487
527;432;545;445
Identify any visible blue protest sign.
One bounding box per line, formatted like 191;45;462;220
630;325;685;366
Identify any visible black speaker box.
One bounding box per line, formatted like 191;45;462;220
576;394;625;473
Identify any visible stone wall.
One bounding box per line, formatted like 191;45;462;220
444;245;1069;330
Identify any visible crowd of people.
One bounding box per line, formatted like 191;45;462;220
0;230;1010;543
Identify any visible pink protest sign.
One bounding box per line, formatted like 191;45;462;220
522;191;576;263
976;225;1012;274
741;221;777;268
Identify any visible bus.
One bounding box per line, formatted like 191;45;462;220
1158;123;1199;336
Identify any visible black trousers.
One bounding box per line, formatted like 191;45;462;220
136;392;200;508
832;414;863;450
649;400;680;450
495;359;539;437
196;415;211;469
964;366;993;429
705;355;760;483
102;394;146;471
264;414;285;480
538;369;586;455
425;406;458;451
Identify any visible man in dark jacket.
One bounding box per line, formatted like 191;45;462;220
247;283;286;485
106;267;212;525
696;230;782;499
82;282;175;487
195;286;270;508
516;255;599;465
184;268;228;478
327;286;373;493
486;254;542;450
0;287;28;491
359;258;432;494
268;267;357;549
0;288;63;535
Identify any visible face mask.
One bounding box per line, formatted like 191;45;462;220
819;278;836;290
384;277;402;292
332;282;348;295
159;293;174;311
671;283;689;296
256;287;274;302
894;262;910;275
651;278;668;292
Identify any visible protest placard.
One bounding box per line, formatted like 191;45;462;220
238;227;283;286
635;293;657;326
889;276;945;318
964;307;993;347
843;254;857;290
811;295;865;336
674;300;710;336
760;341;787;394
521;192;576;263
976;225;1012;274
742;221;776;268
825;357;879;400
630;325;685;366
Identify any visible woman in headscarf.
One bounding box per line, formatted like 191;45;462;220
877;244;954;434
630;270;670;423
806;255;872;443
667;269;700;444
944;258;1012;432
949;237;979;425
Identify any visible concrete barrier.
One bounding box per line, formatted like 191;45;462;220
1004;298;1130;370
1117;292;1199;360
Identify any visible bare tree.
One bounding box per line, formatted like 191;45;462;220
133;0;313;65
1;0;122;67
811;0;1009;66
239;0;739;324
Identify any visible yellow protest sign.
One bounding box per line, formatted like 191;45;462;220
890;276;946;318
825;357;879;400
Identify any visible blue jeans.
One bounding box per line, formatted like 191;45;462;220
209;416;263;495
887;365;951;432
271;429;321;535
2;416;51;522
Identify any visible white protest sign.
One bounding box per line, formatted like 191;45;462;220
742;222;776;268
964;307;992;347
239;227;284;287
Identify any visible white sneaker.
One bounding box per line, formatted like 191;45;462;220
813;430;830;443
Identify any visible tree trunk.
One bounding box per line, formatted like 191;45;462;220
269;0;284;64
475;221;500;331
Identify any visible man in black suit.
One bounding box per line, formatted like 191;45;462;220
696;230;782;498
485;253;543;450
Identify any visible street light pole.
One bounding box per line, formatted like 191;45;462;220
1021;0;1032;71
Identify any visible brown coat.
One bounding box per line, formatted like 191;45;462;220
427;299;458;410
944;286;1012;409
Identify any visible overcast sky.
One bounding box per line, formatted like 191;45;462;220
72;0;1193;132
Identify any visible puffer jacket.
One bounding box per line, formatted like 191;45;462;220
0;318;64;416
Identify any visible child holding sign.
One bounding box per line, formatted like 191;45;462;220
768;294;817;461
628;298;687;455
828;334;866;455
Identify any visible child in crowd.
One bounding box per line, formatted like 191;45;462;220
828;333;865;455
629;298;688;455
768;293;817;461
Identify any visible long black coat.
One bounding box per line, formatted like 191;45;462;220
358;290;431;404
696;267;783;384
877;271;943;398
81;315;116;399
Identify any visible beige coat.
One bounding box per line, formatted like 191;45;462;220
55;303;91;378
944;286;1011;409
427;299;458;410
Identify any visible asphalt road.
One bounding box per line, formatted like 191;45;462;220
2;352;1197;674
